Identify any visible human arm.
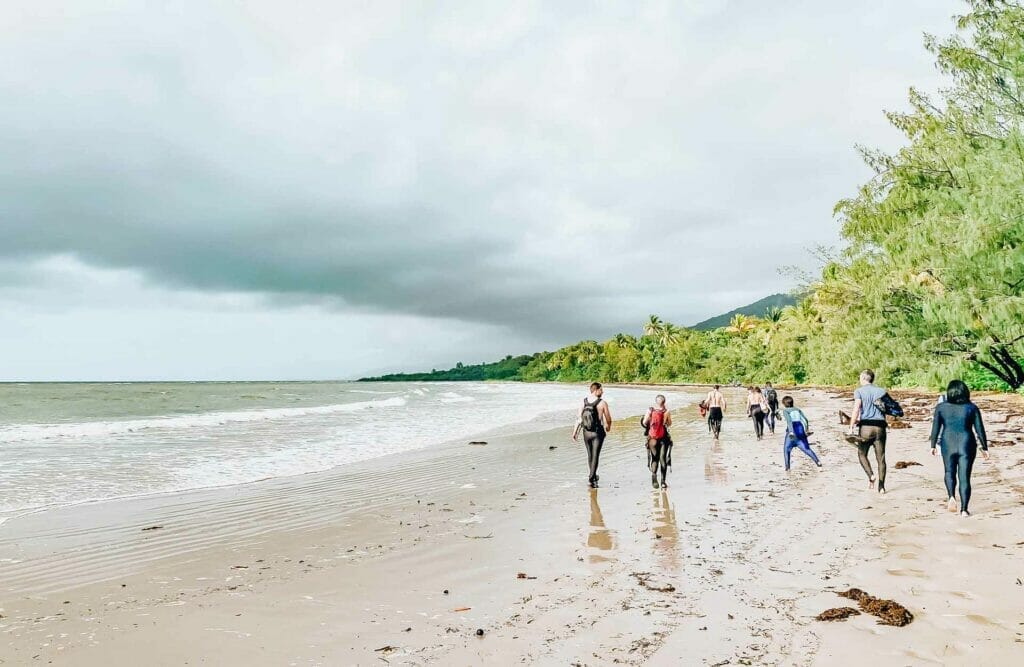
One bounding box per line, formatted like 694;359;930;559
851;396;862;426
929;406;942;450
665;411;673;427
973;405;989;458
601;402;612;432
797;408;809;430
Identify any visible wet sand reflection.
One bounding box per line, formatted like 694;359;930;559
704;441;730;486
587;489;614;562
651;490;680;568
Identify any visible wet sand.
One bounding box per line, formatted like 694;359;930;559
1;387;1022;665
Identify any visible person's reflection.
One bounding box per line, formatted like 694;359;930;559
652;490;680;568
587;489;614;562
704;442;730;486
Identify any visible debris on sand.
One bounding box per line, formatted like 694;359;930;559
516;572;537;580
548;445;557;450
453;607;471;612
468;441;488;445
816;607;861;622
475;628;485;637
141;525;163;531
374;645;398;653
894;461;923;469
887;418;912;429
631;572;676;593
837;588;914;626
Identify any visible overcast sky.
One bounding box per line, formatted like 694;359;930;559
1;1;962;381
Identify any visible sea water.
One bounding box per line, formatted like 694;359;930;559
0;382;693;521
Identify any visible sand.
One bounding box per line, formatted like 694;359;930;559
1;387;1022;665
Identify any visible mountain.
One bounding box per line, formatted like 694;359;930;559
689;293;798;331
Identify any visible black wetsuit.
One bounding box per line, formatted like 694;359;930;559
707;407;723;437
930;401;987;513
582;398;605;486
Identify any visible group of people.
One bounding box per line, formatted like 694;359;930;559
573;370;991;516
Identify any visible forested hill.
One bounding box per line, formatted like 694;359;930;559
690;294;798;330
361;3;1024;392
359;354;540;382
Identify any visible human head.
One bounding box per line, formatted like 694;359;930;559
714;384;720;390
945;380;970;404
859;369;875;385
765;382;773;388
781;395;794;407
655;394;666;407
753;387;762;394
590;382;603;397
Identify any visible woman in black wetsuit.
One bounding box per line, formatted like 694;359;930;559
929;380;990;516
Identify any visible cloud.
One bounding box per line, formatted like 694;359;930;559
0;0;960;351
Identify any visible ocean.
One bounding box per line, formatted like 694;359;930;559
0;381;693;522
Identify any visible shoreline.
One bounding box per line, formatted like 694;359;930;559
1;387;1022;664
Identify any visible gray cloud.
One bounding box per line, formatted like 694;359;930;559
0;0;960;346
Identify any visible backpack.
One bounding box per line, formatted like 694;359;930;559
874;393;904;418
765;388;778;405
647;408;667;439
581;398;602;431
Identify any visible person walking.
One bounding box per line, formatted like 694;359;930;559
930;380;990;516
780;395;821;470
746;386;768;440
763;382;779;435
573;382;613;488
849;369;890;493
641;394;673;489
705;385;726;440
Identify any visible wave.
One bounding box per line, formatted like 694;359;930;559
0;395;408;444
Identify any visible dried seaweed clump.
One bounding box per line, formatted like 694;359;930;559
816;607;861;622
837;588;914;626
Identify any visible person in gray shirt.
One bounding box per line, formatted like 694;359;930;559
850;369;889;493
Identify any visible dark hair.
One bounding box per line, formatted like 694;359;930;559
945;379;970;404
655;394;666;406
861;369;875;383
781;395;794;407
752;386;762;394
714;384;720;390
765;382;773;387
590;382;603;392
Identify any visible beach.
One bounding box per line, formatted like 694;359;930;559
1;386;1022;665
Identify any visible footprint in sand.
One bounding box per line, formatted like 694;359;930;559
885;567;927;578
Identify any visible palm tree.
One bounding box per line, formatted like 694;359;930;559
661;323;683;347
613;333;638;349
643;315;665;340
725;314;758;334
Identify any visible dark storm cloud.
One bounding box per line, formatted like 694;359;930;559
0;0;959;340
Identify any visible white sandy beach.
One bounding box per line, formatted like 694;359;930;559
1;387;1022;665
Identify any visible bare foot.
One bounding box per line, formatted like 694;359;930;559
960;510;971;517
878;487;886;495
867;478;875;490
947;497;957;512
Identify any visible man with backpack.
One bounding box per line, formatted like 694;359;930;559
763;382;779;435
641;394;673;489
573;382;613;488
848;369;901;494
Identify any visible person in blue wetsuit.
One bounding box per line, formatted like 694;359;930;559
929;380;990;516
781;395;822;471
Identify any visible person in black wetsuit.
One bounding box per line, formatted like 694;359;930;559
929;380;990;516
573;382;613;488
763;382;779;435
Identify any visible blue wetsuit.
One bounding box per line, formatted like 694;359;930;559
930;401;987;512
782;407;820;470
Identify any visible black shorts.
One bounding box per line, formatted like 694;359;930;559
708;407;723;422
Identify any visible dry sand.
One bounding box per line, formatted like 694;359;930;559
1;387;1022;665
